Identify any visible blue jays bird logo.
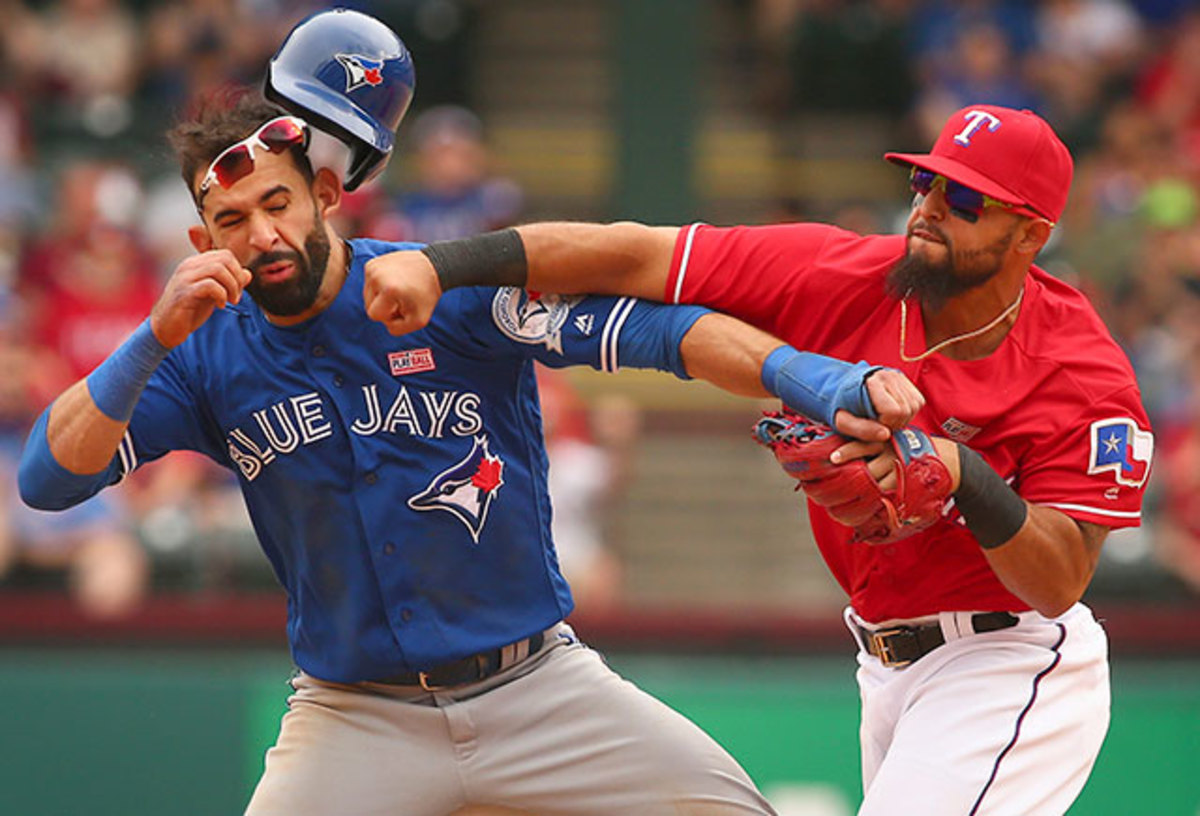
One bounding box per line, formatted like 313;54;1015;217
408;436;505;542
335;53;385;92
492;287;582;354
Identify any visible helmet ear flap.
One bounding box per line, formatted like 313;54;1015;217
306;127;354;184
345;143;389;191
265;8;415;192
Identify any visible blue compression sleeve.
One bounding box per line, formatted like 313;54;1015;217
86;318;170;422
614;302;710;379
18;408;121;510
761;346;881;426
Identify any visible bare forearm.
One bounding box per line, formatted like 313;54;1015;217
679;313;777;397
519;222;677;300
19;379;130;511
46;380;130;474
40;316;171;475
938;440;1104;617
20;315;170;510
366;222;680;336
982;506;1103;617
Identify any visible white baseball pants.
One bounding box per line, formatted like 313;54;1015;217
849;603;1110;816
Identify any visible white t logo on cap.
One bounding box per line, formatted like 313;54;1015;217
954;110;1002;146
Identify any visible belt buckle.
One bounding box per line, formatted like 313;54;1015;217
869;627;912;668
419;653;487;691
417;671;445;692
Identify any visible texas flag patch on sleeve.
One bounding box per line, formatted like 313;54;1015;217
1088;418;1154;488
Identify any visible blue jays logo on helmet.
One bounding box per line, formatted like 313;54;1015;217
335;53;385;92
408;436;505;543
266;8;415;191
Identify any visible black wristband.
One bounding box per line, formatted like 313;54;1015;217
954;444;1029;550
420;228;528;291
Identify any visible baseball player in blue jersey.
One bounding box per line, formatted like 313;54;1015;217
17;12;926;816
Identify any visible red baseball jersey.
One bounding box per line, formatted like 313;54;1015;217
667;222;1154;620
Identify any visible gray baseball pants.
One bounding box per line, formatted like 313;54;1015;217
245;624;777;815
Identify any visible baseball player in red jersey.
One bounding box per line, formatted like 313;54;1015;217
366;104;1154;815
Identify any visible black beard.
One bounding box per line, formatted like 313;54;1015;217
885;231;1010;311
245;222;332;317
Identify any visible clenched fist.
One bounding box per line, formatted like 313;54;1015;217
363;250;443;336
151;249;252;348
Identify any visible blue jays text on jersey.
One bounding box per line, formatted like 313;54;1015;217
90;239;707;683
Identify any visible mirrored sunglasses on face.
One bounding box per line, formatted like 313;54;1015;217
199;116;310;195
909;168;1044;224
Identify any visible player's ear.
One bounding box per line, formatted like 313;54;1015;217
188;225;213;252
312;167;342;218
1015;217;1052;256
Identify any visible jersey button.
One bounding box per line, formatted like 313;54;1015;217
364;472;378;485
401;608;413;622
383;542;396;555
333;374;345;387
312;345;327;357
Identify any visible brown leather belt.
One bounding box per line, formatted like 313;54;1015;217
857;612;1019;668
373;631;546;690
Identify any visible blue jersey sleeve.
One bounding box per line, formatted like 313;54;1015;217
123;349;230;472
443;287;710;378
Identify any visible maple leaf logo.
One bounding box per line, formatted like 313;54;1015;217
335;53;386;92
472;457;504;492
407;436;507;543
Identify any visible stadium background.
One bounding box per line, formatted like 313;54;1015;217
0;1;1198;814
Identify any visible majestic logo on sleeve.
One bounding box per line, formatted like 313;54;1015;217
1088;418;1153;488
408;436;505;543
336;54;385;92
492;288;582;354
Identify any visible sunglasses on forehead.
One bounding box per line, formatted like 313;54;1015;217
908;168;1048;224
199;116;310;195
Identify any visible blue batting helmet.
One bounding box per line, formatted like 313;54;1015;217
265;8;415;191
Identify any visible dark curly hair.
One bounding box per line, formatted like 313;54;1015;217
167;87;313;202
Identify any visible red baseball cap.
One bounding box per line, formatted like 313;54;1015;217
884;105;1073;223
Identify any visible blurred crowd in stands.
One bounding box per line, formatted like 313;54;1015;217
2;0;1200;617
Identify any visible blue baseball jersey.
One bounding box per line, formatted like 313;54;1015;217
110;238;707;683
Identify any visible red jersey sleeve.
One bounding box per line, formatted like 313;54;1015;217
1017;382;1153;529
1000;273;1154;529
667;223;831;334
666;223;905;348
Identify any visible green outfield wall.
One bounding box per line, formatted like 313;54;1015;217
1;650;1196;815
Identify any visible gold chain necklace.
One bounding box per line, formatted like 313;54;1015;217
899;287;1024;363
